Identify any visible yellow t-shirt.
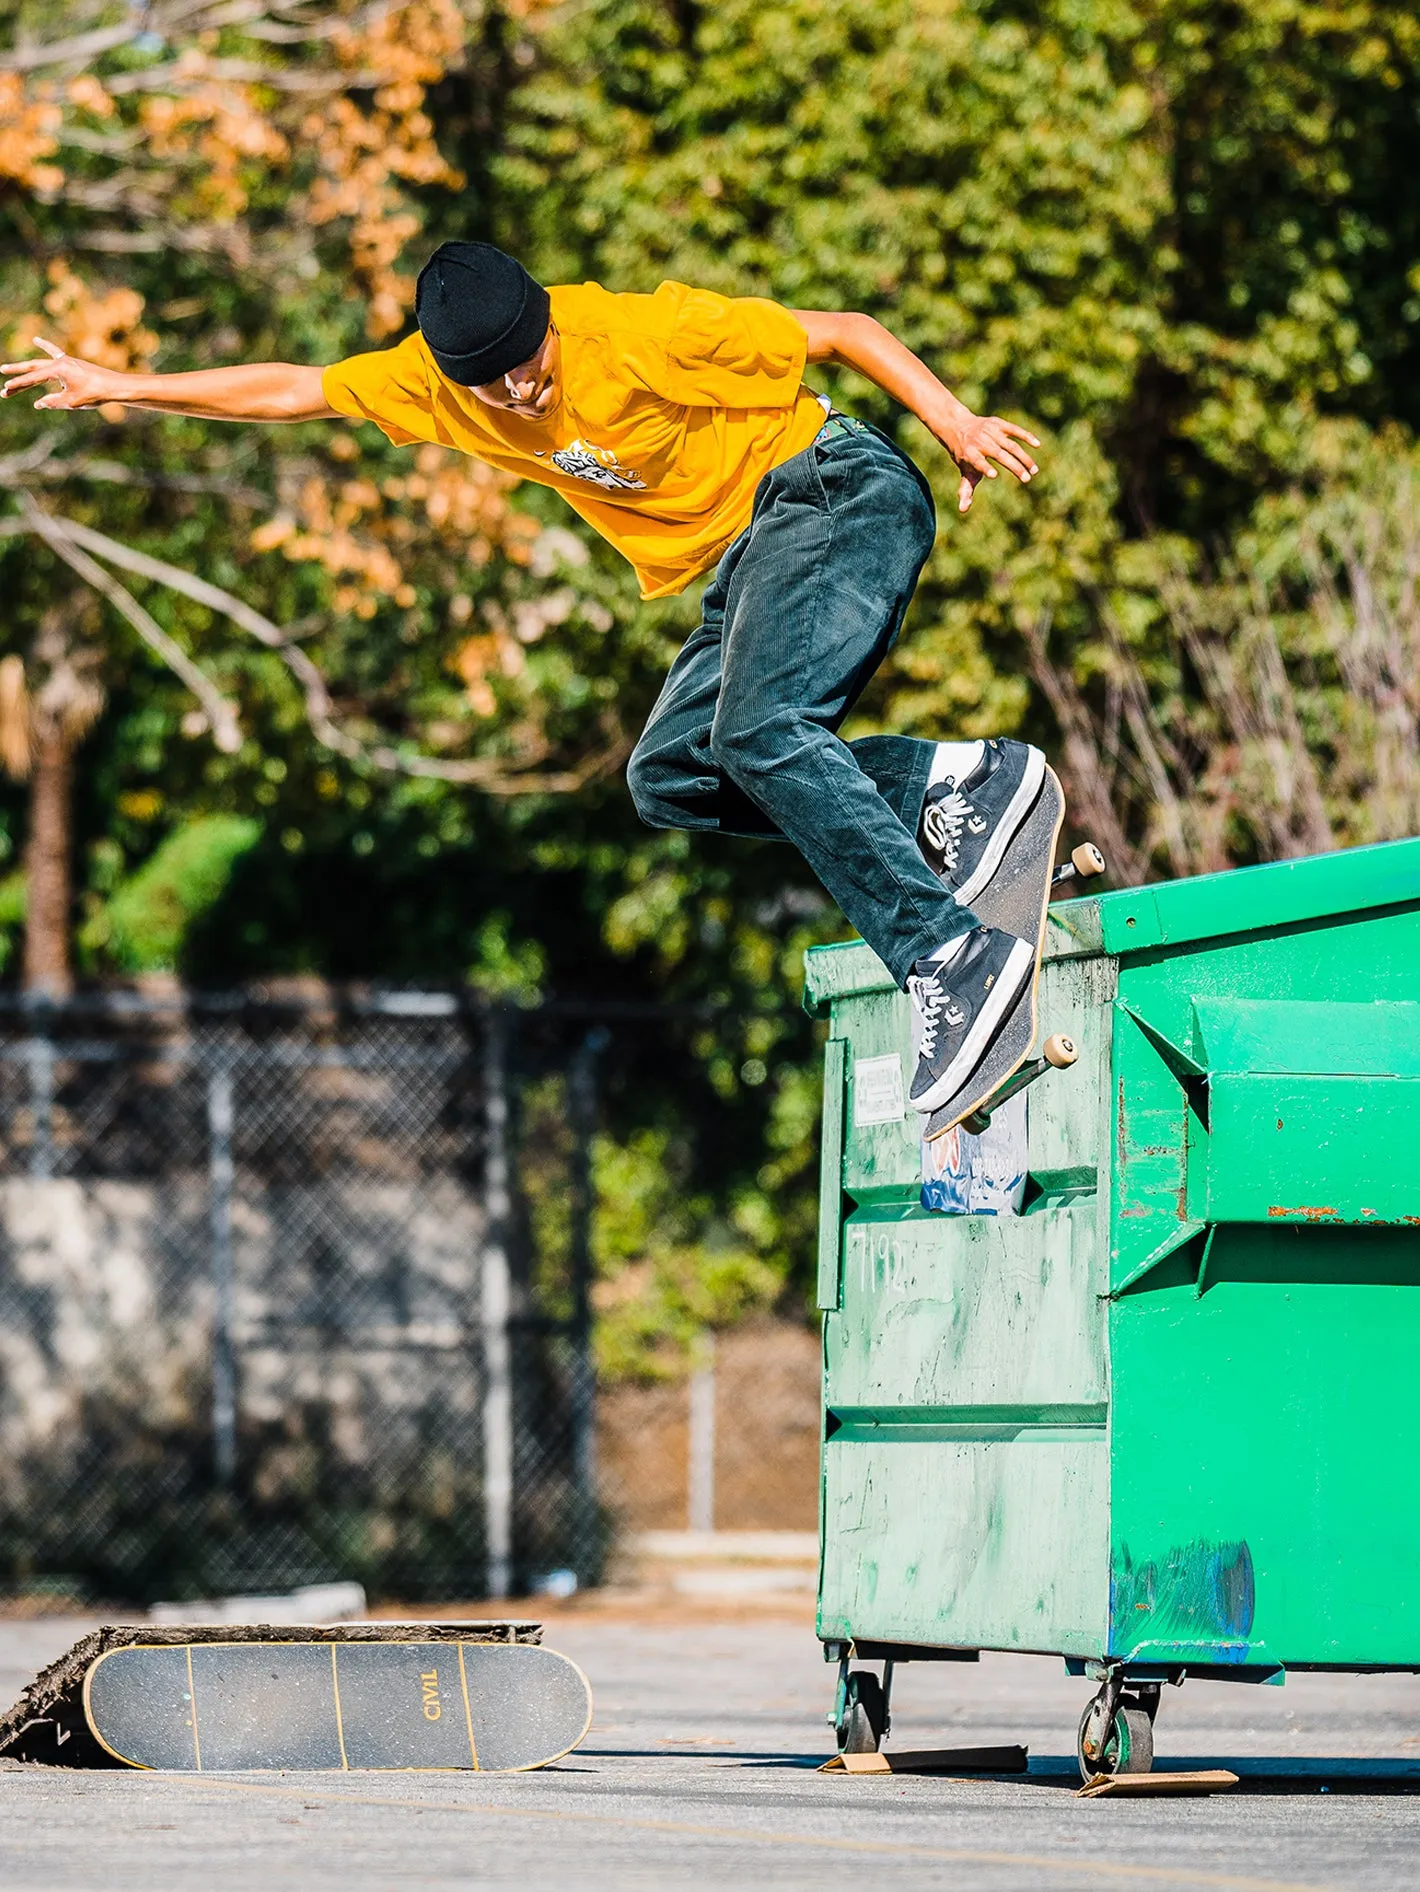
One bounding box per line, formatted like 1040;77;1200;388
321;280;828;599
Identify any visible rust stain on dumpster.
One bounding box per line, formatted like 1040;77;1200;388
1267;1204;1339;1222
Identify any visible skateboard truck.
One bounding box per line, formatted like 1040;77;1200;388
962;1032;1077;1134
1050;842;1106;894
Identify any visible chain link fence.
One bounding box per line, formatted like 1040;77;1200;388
0;989;610;1607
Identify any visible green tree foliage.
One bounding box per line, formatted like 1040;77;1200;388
3;0;1419;1369
80;812;260;971
500;0;1420;771
0;0;830;1372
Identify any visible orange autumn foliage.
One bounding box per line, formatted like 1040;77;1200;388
3;2;555;340
251;442;538;618
0;72;62;193
4;3;576;786
302;0;471;336
10;261;157;374
139;60;290;221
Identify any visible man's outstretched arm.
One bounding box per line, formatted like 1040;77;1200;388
0;337;337;422
792;309;1039;514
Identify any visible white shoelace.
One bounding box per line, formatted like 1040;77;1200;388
922;787;989;870
909;967;967;1061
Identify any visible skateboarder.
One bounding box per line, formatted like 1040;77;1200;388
3;242;1044;1110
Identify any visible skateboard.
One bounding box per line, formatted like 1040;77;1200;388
82;1637;592;1772
922;764;1103;1141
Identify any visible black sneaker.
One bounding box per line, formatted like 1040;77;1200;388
907;926;1035;1113
918;739;1046;907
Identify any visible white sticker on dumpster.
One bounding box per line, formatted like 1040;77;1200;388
853;1054;904;1126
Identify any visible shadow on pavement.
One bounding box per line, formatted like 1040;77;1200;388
585;1749;1420;1794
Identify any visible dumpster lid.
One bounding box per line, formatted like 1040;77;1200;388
1095;835;1420;956
802;835;1420;1014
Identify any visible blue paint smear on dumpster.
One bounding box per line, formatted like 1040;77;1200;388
1110;1538;1256;1660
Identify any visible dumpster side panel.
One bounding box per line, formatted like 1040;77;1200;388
1109;904;1420;1667
1026;954;1117;1181
839;988;921;1196
819;1437;1109;1653
818;948;1114;1653
1109;1237;1420;1665
828;1206;1104;1409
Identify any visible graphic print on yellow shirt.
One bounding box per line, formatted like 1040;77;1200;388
551;439;647;492
321;280;828;598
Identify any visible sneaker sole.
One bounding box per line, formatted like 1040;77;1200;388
947;746;1047;909
908;936;1036;1114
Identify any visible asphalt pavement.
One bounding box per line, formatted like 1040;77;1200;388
3;1609;1419;1890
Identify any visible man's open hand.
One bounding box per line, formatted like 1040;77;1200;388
938;411;1040;514
1;337;117;410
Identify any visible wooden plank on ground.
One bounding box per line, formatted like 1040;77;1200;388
820;1745;1028;1775
1077;1770;1239;1799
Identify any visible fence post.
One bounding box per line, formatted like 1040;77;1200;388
687;1331;716;1535
207;1057;238;1485
482;1003;514;1599
25;1019;54;1181
567;1027;608;1557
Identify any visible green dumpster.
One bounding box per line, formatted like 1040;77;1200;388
805;836;1420;1774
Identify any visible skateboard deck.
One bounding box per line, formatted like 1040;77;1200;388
82;1638;592;1772
923;764;1066;1141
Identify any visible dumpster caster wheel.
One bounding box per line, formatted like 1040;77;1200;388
1043;1033;1078;1069
1078;1693;1154;1781
837;1670;887;1754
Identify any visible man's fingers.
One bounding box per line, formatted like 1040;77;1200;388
0;363;47;382
950;418;1047;506
0;341;67;385
1;364;59;391
980;425;1039;480
988;444;1036;482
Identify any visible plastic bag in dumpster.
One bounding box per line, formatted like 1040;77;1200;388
920;1092;1026;1215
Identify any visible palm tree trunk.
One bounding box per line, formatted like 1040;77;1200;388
23;722;76;997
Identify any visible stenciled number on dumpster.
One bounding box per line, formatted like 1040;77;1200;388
847;1225;909;1297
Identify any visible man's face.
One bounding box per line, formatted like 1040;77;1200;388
470;324;561;419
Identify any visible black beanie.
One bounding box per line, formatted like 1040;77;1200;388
415;241;551;386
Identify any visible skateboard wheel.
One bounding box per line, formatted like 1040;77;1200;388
1043;1033;1078;1068
1071;843;1106;878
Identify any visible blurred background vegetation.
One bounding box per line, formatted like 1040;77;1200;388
1;0;1418;1375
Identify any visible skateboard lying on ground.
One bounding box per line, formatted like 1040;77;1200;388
83;1637;592;1771
923;763;1104;1142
